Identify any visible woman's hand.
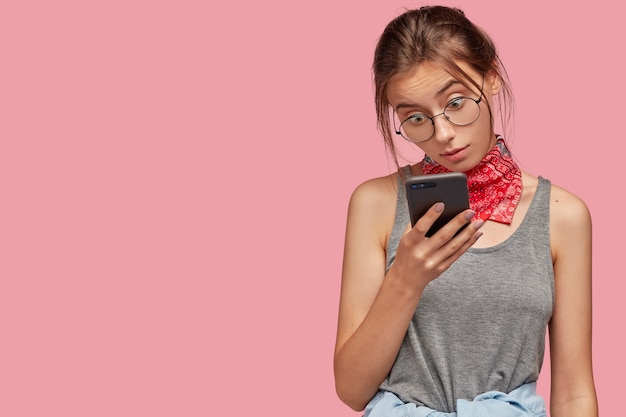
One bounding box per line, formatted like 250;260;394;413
389;202;484;291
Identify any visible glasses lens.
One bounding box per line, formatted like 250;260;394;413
398;114;434;143
444;97;480;126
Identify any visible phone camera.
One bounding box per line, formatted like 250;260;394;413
410;182;435;189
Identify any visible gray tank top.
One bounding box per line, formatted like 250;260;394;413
379;167;554;412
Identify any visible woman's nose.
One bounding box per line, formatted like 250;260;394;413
431;114;455;142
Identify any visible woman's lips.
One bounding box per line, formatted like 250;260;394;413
441;146;468;162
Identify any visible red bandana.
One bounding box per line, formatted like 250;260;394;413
422;137;522;224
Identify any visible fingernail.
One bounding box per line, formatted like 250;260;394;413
464;210;476;220
434;202;444;213
474;231;484;239
473;220;484;229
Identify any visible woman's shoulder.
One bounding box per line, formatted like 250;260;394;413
523;172;590;223
349;171;401;209
546;179;591;226
346;171;403;241
531;174;592;256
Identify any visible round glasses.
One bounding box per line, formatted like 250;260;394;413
395;95;482;143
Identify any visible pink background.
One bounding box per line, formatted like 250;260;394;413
1;0;623;415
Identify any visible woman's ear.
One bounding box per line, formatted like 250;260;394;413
487;71;502;95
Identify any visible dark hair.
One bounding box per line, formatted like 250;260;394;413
373;6;513;167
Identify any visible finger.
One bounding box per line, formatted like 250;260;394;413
410;202;445;237
443;222;484;261
424;219;484;275
441;218;485;256
429;208;476;241
427;210;482;257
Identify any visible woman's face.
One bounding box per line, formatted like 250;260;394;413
386;61;500;172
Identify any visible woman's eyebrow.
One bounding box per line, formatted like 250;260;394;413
395;79;462;111
435;79;461;96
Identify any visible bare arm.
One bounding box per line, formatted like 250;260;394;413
548;186;598;417
333;176;484;411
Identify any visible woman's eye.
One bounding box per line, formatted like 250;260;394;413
446;97;466;111
406;113;428;125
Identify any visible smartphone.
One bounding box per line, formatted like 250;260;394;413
405;172;470;237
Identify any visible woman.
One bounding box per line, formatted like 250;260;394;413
333;6;598;417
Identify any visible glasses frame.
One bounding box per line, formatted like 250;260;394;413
394;76;485;144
